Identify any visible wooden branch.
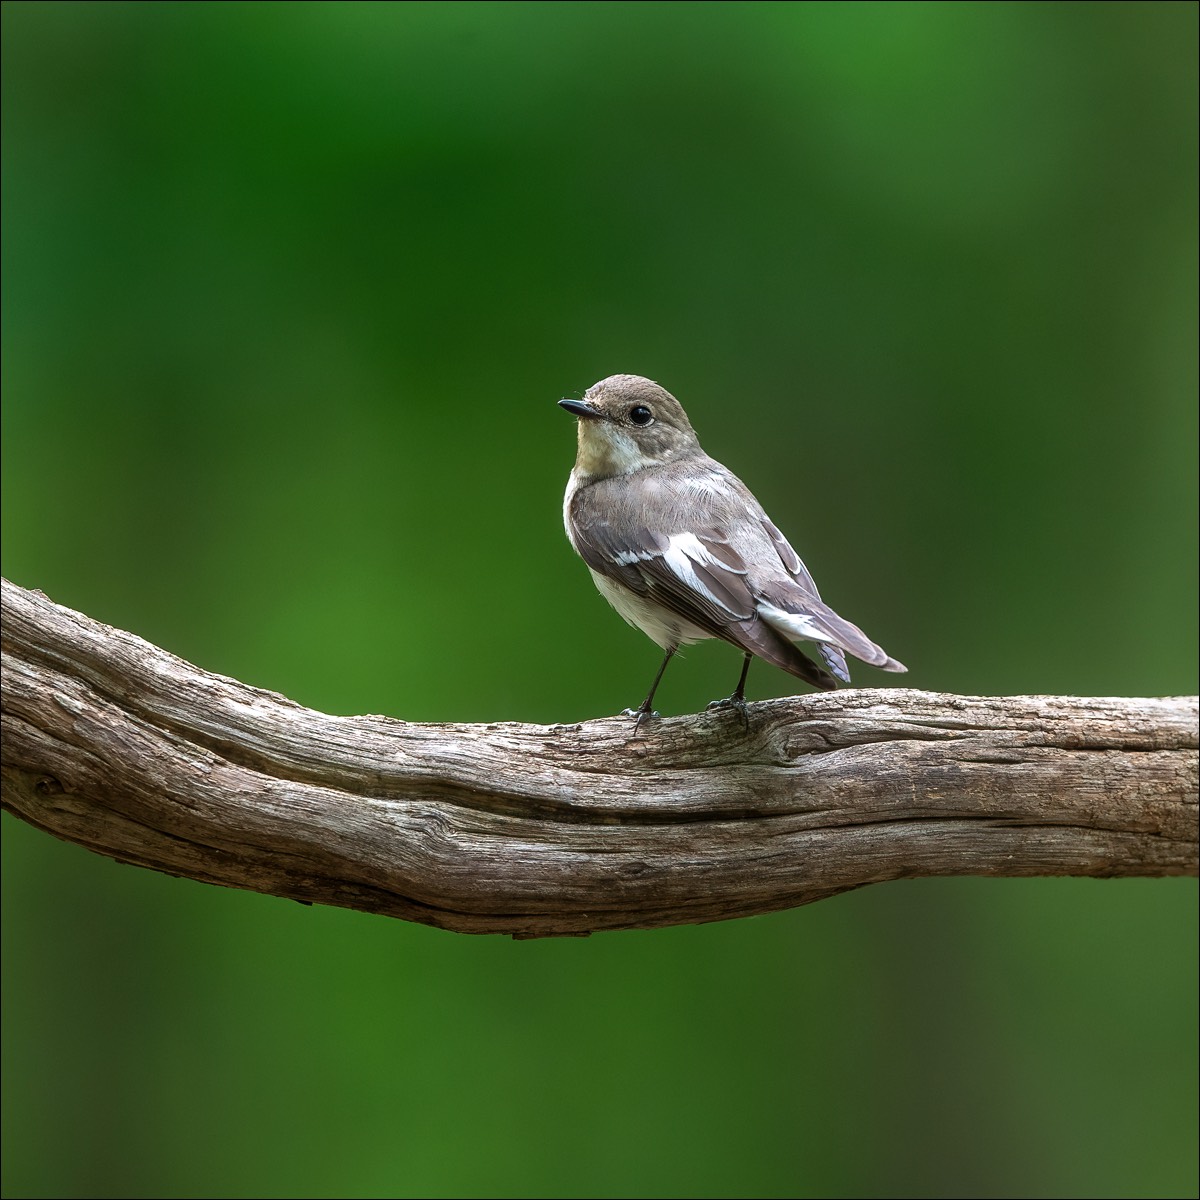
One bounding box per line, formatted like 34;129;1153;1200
1;578;1196;937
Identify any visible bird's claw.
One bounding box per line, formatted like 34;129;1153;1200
621;706;660;730
707;694;750;730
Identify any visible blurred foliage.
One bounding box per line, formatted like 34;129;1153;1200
2;2;1196;1198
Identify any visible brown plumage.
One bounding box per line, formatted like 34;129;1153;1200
560;374;905;721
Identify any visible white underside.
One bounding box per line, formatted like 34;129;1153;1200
590;570;712;649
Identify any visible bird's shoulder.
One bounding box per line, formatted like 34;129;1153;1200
569;453;759;531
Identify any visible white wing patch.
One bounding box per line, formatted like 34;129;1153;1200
603;533;745;595
658;533;743;614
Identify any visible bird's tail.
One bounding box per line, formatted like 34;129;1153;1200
817;643;852;685
757;599;907;684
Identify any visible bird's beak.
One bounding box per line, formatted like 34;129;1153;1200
558;398;602;420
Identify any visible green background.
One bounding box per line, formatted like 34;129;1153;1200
3;3;1196;1197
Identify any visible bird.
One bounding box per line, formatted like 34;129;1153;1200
559;374;906;725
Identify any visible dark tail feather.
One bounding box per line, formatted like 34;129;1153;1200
818;643;852;684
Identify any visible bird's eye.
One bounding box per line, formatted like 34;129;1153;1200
629;405;653;426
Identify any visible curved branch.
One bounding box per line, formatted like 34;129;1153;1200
1;578;1196;936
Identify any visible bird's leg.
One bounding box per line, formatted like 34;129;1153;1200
622;646;676;727
707;652;753;728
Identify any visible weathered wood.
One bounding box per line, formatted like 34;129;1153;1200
1;578;1196;936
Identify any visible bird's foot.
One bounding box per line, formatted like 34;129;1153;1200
707;693;750;730
621;706;660;731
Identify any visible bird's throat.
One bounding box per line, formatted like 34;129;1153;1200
574;423;653;481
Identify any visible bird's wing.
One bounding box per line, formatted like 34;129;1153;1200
758;514;821;598
567;469;841;688
571;501;756;633
568;460;904;682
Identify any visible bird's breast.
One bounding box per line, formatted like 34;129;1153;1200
589;570;712;650
562;471;584;551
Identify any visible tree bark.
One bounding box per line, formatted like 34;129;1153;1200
1;578;1196;937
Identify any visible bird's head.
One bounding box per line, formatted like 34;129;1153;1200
559;375;701;480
